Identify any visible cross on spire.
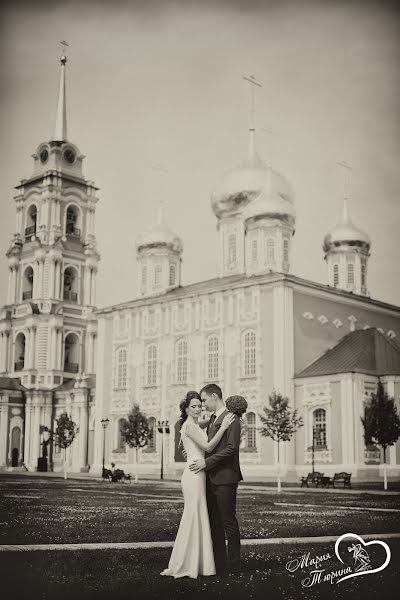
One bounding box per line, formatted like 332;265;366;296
53;42;69;142
243;75;262;160
151;164;168;225
337;160;352;224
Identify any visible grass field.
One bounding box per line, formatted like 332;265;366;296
0;475;399;600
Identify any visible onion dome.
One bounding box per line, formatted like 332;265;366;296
136;203;183;252
323;198;370;252
242;164;295;226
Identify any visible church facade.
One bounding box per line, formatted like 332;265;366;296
1;57;399;480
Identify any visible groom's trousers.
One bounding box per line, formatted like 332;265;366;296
206;478;241;573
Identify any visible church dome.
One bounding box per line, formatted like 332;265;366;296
323;200;370;252
136;206;183;253
242;166;295;225
211;150;294;219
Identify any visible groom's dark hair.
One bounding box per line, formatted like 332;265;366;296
199;383;222;399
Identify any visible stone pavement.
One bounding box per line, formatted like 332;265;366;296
1;532;399;553
1;470;399;495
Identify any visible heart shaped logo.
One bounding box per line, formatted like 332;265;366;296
334;533;391;583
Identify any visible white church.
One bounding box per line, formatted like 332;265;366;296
0;56;399;481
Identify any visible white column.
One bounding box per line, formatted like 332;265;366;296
49;260;55;299
51;328;57;369
57;329;63;371
30;404;41;470
3;331;10;372
90;318;108;474
0;334;4;372
7;268;12;304
83;267;88;305
23;398;32;467
0;400;9;466
89;269;94;306
92;270;97;306
55;262;61;300
78;402;88;470
29;328;36;370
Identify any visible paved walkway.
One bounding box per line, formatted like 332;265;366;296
1;532;399;553
1;471;399;495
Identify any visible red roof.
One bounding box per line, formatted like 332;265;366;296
296;328;400;378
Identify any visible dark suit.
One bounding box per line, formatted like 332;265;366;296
204;409;242;574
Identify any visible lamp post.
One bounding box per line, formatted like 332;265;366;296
101;418;109;476
157;420;170;480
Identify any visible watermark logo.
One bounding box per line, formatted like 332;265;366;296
334;533;391;583
285;533;391;587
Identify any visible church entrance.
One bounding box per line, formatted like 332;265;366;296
174;420;185;462
11;427;21;466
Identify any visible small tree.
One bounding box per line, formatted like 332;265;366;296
259;391;304;492
119;404;152;483
361;380;400;490
54;412;79;480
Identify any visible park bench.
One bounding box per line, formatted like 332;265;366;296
102;467;132;483
300;471;325;488
327;472;352;489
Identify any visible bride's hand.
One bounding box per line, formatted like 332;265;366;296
221;413;235;431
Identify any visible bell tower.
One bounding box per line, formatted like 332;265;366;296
0;51;100;472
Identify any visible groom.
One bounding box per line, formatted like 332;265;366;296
189;383;242;576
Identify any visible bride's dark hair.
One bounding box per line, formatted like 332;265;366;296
179;391;201;426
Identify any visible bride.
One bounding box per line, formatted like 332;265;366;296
160;390;235;579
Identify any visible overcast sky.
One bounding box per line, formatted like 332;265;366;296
0;0;399;309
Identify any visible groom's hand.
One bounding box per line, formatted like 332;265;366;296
189;458;206;473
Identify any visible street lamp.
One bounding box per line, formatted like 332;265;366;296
101;418;110;476
157;420;170;481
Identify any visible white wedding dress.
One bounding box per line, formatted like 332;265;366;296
160;420;216;578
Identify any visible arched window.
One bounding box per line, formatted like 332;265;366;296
243;331;256;376
313;408;326;447
169;264;176;286
64;332;79;373
25;205;37;238
228;234;236;266
66;206;80;239
333;264;339;287
117;418;126;452
347;262;354;285
116;348;127;388
154;264;162;287
283;239;289;263
14;332;26;371
63;267;78;302
207;336;219;380
22;266;34;301
251;239;257;264
146;344;157;385
176;339;188;383
361;264;366;287
266;238;275;263
148;417;156;452
245;412;257;450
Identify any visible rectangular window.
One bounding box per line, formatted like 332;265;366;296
251;240;257;264
283;239;289;263
333;264;339;287
266;238;275;262
347;263;354;285
228;234;236;266
154;264;162;287
169;264;176;286
141;266;147;290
